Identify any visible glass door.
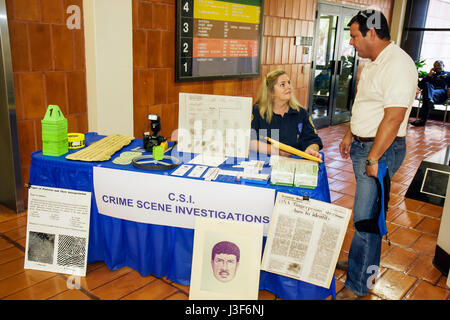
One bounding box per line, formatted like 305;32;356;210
309;3;359;129
332;8;358;125
309;4;339;128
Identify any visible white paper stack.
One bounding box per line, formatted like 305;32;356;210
294;159;318;189
270;158;296;186
270;156;318;188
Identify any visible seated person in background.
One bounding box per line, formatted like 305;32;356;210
314;69;331;94
250;69;323;159
411;60;449;126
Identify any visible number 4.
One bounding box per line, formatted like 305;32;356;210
183;1;189;12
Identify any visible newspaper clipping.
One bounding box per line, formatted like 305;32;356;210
24;185;91;276
261;192;351;288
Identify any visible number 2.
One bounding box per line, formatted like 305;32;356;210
183;42;189;53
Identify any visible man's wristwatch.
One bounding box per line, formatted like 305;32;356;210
366;159;378;166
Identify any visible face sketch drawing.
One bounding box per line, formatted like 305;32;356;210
211;241;240;283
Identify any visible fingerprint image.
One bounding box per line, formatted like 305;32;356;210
56;235;86;268
27;231;55;264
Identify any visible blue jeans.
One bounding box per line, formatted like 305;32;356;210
345;137;406;296
418;82;447;121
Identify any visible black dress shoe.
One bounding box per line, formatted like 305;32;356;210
336;259;348;271
336;287;362;300
410;119;426;126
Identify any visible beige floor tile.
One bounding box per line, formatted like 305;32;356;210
405;280;449;300
407;255;443;284
372;269;417;300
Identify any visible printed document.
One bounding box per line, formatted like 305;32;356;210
261;192;351;288
178;93;252;158
24;185;91;276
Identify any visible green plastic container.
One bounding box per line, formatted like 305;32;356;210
42;139;68;157
41;105;68;156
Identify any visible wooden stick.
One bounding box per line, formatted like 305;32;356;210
266;137;322;163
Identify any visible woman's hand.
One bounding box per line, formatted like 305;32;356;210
305;144;322;160
304;147;322;160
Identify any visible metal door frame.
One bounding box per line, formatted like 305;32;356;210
0;0;24;213
308;1;359;129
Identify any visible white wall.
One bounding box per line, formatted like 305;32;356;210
390;0;407;45
83;0;134;136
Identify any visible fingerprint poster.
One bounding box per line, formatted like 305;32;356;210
24;185;91;276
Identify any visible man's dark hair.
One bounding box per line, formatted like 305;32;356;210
348;9;391;40
211;241;240;262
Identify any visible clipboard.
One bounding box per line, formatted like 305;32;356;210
266;137;323;163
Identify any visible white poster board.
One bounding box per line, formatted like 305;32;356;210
177;92;252;158
94;167;275;235
189;217;263;300
24;185;91;276
261;192;351;289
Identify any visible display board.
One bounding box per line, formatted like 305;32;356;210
261;192;351;289
175;0;264;82
177;92;252;158
406;145;450;206
189;217;263;300
24;185;91;276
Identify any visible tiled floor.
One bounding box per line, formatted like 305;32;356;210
0;120;449;300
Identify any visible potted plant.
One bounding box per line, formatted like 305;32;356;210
415;58;428;80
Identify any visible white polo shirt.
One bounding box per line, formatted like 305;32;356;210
350;42;418;138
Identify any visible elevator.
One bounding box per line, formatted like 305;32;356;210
0;0;24;213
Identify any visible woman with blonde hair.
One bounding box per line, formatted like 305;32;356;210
250;69;323;158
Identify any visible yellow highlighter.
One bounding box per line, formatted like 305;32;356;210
266;137;323;163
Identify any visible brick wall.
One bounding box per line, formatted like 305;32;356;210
6;0;86;203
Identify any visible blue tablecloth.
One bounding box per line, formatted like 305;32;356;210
29;132;335;300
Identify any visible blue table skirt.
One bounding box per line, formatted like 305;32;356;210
29;133;335;300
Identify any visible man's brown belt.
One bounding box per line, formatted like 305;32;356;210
353;135;405;142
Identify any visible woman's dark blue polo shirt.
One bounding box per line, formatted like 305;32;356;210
251;104;323;151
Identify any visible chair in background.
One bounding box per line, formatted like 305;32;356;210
444;89;450;123
415;89;450;123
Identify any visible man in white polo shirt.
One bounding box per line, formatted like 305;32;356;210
338;9;417;300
